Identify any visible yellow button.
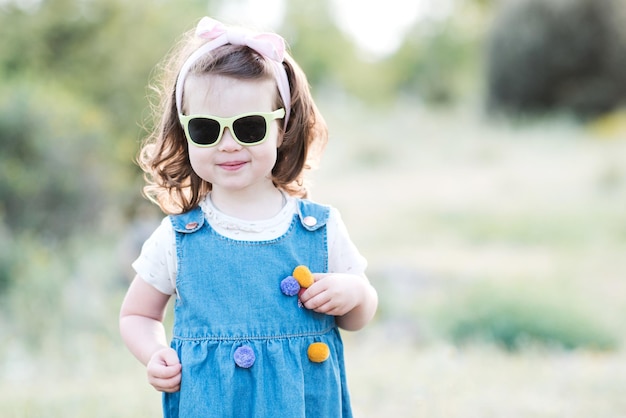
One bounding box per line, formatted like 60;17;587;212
307;342;330;363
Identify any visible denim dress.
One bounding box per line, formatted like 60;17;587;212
163;199;353;418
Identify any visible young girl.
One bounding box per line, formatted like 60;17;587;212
119;16;377;418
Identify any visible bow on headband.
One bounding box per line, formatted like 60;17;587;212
195;17;286;62
175;17;291;128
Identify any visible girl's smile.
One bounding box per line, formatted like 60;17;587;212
218;159;248;171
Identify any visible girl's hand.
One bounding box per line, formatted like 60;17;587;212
299;273;378;331
147;347;182;393
299;273;359;316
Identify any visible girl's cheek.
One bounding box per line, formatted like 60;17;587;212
188;150;214;180
188;147;212;165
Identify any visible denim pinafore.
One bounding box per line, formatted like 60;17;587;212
163;199;353;418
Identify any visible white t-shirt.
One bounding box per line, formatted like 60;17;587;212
132;194;367;295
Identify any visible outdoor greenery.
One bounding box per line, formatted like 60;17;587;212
0;0;487;294
1;0;626;416
486;0;626;117
437;279;618;351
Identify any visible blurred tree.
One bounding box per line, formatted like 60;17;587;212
390;23;469;104
485;0;626;118
0;80;116;239
280;0;362;94
0;0;214;236
382;0;487;106
0;0;210;136
0;222;13;293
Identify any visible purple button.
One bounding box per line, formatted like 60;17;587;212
234;345;255;368
280;276;300;296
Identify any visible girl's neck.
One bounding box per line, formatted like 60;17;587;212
209;186;286;221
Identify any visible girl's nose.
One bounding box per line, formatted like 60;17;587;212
218;127;242;151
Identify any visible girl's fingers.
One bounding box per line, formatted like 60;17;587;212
149;370;181;392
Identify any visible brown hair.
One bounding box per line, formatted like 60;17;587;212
138;25;328;214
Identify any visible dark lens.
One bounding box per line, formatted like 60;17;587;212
188;118;221;145
233;115;266;144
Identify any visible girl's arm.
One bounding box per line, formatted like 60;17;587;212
304;208;377;331
300;273;378;331
119;275;181;392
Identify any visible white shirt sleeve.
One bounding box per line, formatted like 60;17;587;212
131;216;177;295
326;207;368;277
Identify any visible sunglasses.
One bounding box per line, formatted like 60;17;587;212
179;108;285;147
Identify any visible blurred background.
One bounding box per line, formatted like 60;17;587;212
1;0;626;416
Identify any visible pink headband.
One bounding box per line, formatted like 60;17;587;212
175;17;291;128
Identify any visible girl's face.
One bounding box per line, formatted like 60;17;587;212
183;74;282;196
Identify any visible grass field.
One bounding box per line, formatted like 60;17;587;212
319;100;626;417
1;100;625;417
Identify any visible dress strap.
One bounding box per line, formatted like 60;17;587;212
297;199;330;231
169;206;205;234
170;200;328;233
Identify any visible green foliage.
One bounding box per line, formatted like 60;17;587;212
0;80;116;238
0;234;68;347
390;21;477;104
428;210;626;248
0;0;216;243
0;223;14;293
281;0;355;89
486;0;626;117
0;231;123;351
437;281;618;351
0;0;210;134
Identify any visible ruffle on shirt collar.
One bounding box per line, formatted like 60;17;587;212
198;193;294;234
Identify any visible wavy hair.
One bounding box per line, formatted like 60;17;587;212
138;25;328;214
